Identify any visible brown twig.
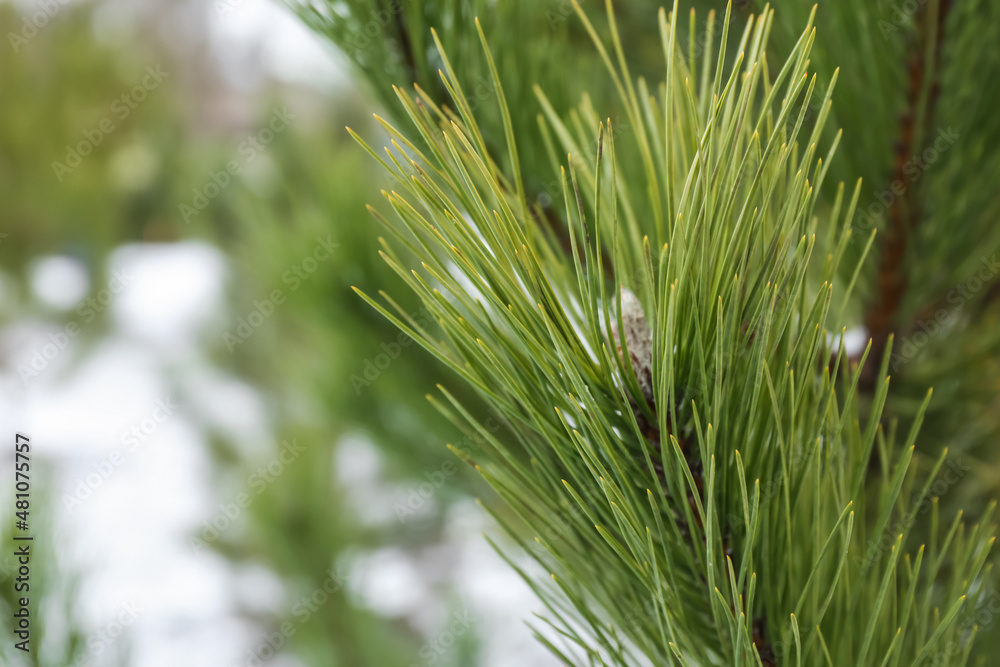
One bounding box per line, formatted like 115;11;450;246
862;0;952;389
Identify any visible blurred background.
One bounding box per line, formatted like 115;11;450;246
0;0;558;665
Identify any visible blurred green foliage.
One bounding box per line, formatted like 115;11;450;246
2;1;490;665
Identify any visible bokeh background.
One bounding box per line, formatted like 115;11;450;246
0;0;558;665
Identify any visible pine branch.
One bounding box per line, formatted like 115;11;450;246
303;1;996;664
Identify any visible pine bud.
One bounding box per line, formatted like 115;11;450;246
610;287;654;405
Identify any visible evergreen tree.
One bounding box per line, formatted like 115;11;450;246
290;0;1000;664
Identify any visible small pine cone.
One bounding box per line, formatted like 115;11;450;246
610;287;654;406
